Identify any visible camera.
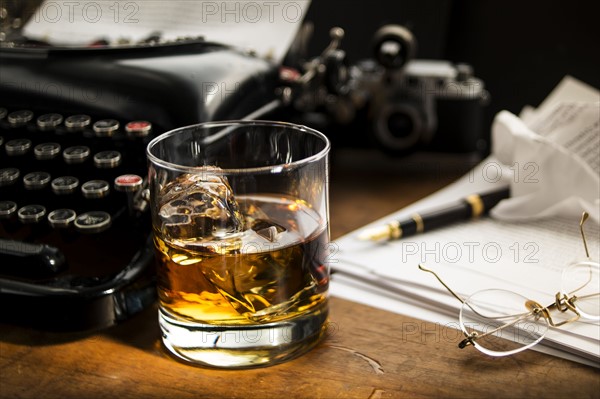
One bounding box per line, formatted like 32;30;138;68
282;25;490;156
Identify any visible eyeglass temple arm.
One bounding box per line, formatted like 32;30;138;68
580;212;590;258
418;264;466;304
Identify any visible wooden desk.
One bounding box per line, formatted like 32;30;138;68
1;151;598;398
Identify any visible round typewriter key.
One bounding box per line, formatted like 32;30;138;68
0;201;17;219
125;120;152;137
74;211;111;233
5;138;32;156
37;113;64;129
0;136;3;146
114;174;143;192
93;119;120;137
34;142;61;160
65;114;91;129
18;204;47;223
48;208;77;228
93;150;122;168
81;180;110;198
23;171;52;190
7;110;34;125
0;168;20;186
51;176;79;195
0;107;7;120
63;145;91;164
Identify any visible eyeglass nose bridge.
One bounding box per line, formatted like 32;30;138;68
525;295;581;328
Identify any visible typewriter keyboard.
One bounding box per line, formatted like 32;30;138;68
0;107;158;285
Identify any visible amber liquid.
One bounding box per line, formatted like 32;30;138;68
154;195;329;326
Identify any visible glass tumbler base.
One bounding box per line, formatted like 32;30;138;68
159;303;328;369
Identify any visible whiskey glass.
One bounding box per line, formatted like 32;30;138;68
147;121;330;368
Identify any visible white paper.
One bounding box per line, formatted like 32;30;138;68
23;0;311;62
330;157;600;366
491;76;600;223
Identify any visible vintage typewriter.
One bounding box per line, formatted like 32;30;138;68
0;24;278;330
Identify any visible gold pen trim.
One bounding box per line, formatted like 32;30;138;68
389;220;402;239
412;213;424;234
465;194;484;218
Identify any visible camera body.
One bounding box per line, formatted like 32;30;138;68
285;25;489;156
363;58;488;155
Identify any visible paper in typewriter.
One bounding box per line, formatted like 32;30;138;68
23;1;311;62
331;76;600;367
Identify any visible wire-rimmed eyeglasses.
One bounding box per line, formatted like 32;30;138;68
419;212;600;357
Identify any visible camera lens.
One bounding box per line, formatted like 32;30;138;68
387;112;414;139
373;104;423;153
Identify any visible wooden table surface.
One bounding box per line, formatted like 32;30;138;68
1;150;599;398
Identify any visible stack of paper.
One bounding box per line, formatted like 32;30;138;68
330;76;600;367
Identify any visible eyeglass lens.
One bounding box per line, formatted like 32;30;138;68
561;261;600;320
459;289;549;356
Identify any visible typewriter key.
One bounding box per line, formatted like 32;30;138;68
37;113;64;129
0;168;20;186
5;139;32;156
74;211;111;233
125;121;152;138
34;142;61;160
7;110;34;126
81;180;110;199
23;172;52;190
48;209;77;228
0;201;17;219
94;150;122;169
93;119;120;137
65;114;91;130
18;204;46;223
63;145;91;164
0;108;7;120
51;176;80;195
115;174;143;192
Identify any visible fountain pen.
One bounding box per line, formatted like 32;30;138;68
358;186;510;241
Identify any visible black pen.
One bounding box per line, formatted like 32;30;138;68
358;186;510;241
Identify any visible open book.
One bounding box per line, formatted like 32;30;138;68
330;76;600;367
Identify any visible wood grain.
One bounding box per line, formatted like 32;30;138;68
1;150;598;398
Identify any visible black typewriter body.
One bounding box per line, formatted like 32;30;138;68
0;41;278;330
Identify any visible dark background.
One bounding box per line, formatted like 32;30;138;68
302;0;600;135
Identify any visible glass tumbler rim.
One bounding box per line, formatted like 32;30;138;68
146;120;331;175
